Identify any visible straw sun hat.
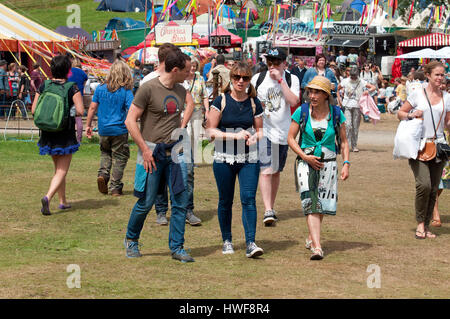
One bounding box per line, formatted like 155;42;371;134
306;76;332;97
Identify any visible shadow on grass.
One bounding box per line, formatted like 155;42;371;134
278;209;304;222
52;198;120;214
142;239;299;258
354;148;387;153
323;240;373;256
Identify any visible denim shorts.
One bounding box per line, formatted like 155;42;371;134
258;136;289;172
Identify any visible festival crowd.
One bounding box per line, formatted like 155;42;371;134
30;44;450;262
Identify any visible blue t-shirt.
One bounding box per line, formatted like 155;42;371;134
92;84;134;136
211;93;263;158
68;67;88;96
203;62;212;81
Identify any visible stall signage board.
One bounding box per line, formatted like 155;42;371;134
210;35;231;47
333;24;375;36
92;29;119;42
155;24;192;44
85;41;120;51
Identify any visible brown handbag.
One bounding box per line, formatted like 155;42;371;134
417;141;437;161
416;89;444;161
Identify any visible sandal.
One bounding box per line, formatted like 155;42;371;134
310;247;324;260
305;238;313;250
431;220;442;227
415;230;426;240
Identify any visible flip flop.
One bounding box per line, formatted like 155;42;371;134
415;230;426;239
431;220;442;227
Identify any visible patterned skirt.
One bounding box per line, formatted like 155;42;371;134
296;159;338;216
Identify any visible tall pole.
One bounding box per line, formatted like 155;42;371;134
287;0;293;60
272;0;276;47
144;0;148;65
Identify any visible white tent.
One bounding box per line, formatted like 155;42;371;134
395;48;436;59
434;47;450;59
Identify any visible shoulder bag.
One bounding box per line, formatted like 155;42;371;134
417;89;445;161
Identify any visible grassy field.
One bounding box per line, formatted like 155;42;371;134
0;113;449;299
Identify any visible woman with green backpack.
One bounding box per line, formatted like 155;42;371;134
31;55;84;215
287;76;350;260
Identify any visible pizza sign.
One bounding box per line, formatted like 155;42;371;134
92;29;119;42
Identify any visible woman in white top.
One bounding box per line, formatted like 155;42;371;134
397;61;450;239
337;67;376;152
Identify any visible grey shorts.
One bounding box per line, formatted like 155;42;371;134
258;136;289;173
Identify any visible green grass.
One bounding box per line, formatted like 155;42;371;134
1;114;450;298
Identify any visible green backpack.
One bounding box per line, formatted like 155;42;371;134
34;80;74;132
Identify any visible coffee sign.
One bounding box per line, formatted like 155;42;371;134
333;24;373;36
210;35;231;47
155;24;192;44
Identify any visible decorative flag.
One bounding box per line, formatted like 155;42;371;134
407;0;415;24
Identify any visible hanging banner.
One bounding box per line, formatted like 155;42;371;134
155;23;192;44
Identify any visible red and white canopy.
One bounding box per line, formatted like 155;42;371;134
398;33;450;48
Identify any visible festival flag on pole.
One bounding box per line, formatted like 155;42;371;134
407;0;415;24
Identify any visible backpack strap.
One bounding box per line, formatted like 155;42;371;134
285;70;292;88
255;71;266;92
331;105;342;154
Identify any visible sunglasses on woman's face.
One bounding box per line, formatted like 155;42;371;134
266;60;282;67
232;74;250;82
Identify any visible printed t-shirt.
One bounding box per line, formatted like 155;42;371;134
132;77;186;144
251;71;300;145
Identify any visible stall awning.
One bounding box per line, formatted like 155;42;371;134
398;33;450;48
327;38;368;48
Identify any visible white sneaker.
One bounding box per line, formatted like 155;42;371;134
222;240;234;255
246;242;264;258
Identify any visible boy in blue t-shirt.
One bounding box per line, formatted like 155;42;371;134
85;61;134;196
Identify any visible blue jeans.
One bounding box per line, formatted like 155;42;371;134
155;155;194;214
212;161;260;244
126;154;189;253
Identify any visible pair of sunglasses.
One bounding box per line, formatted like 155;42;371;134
232;74;250;82
266;60;282;67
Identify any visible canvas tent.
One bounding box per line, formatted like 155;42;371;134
146;5;184;21
106;18;146;30
0;3;75;52
197;26;242;47
96;0;151;12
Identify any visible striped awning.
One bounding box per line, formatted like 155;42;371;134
0;3;69;42
398;33;450;48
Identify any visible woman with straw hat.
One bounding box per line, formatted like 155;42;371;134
287;76;350;260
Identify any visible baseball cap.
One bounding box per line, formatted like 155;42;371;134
266;47;287;61
349;67;359;77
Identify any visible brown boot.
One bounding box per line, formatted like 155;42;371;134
111;188;123;197
97;175;109;194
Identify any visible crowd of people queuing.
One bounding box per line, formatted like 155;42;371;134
31;43;450;262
